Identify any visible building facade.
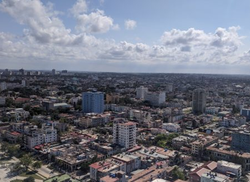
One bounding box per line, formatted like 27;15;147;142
136;86;148;100
231;131;250;152
113;118;136;149
192;88;206;114
240;108;250;121
144;91;166;106
82;92;104;114
24;124;57;149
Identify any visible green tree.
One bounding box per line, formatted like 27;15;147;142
32;161;42;171
172;167;185;180
20;154;32;171
7;144;19;157
0;142;20;157
0;142;9;153
23;176;35;182
10;162;22;173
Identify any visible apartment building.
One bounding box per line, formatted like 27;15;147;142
24;124;57;149
113;118;136;149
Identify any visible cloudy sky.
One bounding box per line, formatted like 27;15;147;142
1;0;250;74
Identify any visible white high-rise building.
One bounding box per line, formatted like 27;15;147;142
0;82;7;91
113;118;136;149
145;91;166;106
52;69;56;75
136;86;148;100
192;88;206;114
22;80;29;87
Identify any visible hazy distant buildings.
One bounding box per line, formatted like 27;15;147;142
22;80;29;87
136;86;148;100
113;118;136;149
19;68;25;75
192;88;206;114
166;83;173;93
3;69;11;76
240;108;250;121
0;97;6;106
0;82;7;91
52;69;56;75
82;91;104;114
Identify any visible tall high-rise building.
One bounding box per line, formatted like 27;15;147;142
136;86;148;100
19;68;25;75
82;91;104;114
113;118;136;149
231;130;250;152
240;108;250;121
0;82;7;91
192;88;206;114
144;91;166;106
22;80;29;87
52;69;56;75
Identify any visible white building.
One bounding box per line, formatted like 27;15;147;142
162;123;181;132
201;172;230;182
145;91;166;106
219;116;246;127
25;124;57;149
129;109;151;122
6;108;30;122
21;80;29;87
113;118;136;149
205;107;220;115
136;86;148;100
217;160;242;178
0;82;7;91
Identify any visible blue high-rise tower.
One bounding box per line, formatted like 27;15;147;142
82;92;104;114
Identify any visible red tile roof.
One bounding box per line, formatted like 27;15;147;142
11;131;21;136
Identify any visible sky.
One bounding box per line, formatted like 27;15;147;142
1;0;250;74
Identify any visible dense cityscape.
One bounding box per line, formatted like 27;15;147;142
2;0;250;181
0;69;250;182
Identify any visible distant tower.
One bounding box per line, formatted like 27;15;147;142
19;68;25;75
82;91;104;114
52;69;56;75
22;80;29;87
192;88;206;114
136;86;148;100
0;82;7;91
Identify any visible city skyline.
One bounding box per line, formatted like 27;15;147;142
1;0;250;74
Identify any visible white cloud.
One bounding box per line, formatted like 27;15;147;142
125;19;137;30
0;0;248;72
76;10;115;33
0;0;84;45
70;0;87;16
